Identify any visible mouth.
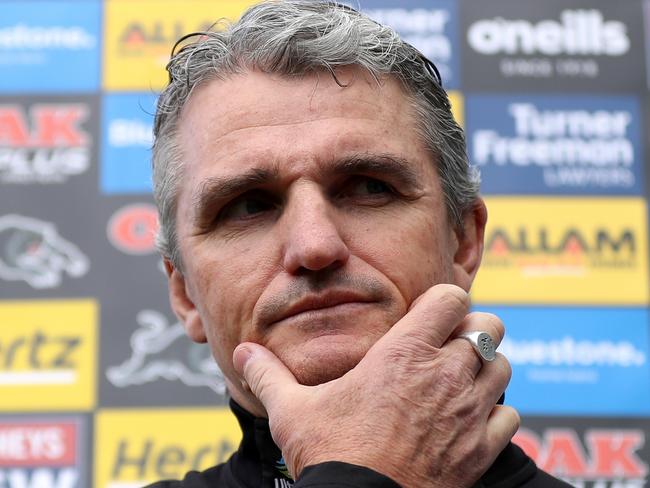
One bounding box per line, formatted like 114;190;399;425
268;291;375;327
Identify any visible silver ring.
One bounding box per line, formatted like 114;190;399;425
459;331;496;362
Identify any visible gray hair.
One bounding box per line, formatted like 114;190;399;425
152;0;480;269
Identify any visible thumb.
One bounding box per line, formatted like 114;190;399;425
233;342;300;414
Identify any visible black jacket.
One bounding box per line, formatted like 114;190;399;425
145;400;571;487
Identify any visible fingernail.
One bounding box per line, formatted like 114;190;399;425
233;344;253;373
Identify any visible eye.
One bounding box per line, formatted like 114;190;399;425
338;176;396;199
363;178;392;194
218;191;278;222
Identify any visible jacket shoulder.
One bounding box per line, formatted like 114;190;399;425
521;469;573;487
143;464;230;488
480;442;573;488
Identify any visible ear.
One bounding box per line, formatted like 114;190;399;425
164;258;207;343
451;198;487;292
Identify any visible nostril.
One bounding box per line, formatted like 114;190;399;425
295;256;346;276
283;233;351;274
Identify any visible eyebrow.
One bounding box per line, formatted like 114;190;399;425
191;166;280;223
328;154;421;190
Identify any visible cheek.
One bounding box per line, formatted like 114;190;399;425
348;210;453;304
188;243;276;345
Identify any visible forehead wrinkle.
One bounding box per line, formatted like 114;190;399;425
202;114;386;153
182;77;395;153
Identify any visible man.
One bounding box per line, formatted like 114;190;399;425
147;1;570;486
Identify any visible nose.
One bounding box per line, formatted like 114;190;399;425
281;186;350;274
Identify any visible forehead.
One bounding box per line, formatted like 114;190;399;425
176;67;432;184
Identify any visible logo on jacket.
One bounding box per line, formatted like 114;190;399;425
0;215;89;289
275;457;292;480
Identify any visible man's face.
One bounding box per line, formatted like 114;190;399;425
168;67;484;415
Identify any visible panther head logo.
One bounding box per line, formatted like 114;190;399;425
0;214;89;289
106;309;227;396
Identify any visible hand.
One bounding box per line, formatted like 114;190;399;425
233;284;519;487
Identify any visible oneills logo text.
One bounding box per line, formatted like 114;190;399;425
468;10;629;57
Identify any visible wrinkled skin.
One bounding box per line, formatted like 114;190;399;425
165;67;518;487
235;285;516;487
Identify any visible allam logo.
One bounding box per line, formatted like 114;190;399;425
484;226;636;273
471;198;648;305
467;10;629;57
118;21;213;59
103;2;255;90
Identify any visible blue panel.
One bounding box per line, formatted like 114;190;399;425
358;0;461;89
0;1;101;93
476;306;650;415
466;94;644;195
100;93;156;194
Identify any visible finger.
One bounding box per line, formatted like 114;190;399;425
473;352;512;406
385;283;470;348
485;405;521;461
444;312;506;376
233;342;300;414
453;312;505;345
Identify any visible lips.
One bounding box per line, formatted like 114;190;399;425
267;290;373;327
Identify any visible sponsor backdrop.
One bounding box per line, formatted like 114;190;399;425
0;0;649;486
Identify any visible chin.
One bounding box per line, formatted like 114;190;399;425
291;354;362;386
278;339;371;386
261;308;398;386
